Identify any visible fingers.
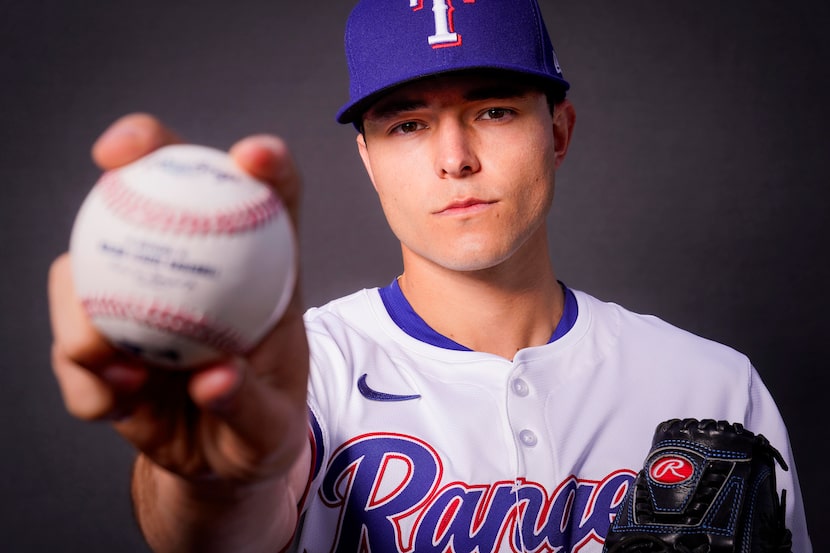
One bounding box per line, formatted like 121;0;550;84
228;134;306;347
51;345;116;420
188;360;309;476
48;254;117;367
90;116;297;208
188;363;245;410
52;113;176;420
52;350;149;421
188;308;310;473
186;132;309;469
49;254;151;420
111;358;306;481
92;118;300;225
229;135;302;225
91;113;182;170
52;117;309;481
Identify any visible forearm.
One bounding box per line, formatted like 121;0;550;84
132;454;299;553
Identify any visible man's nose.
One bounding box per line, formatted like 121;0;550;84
433;121;481;178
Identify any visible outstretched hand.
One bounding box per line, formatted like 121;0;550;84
48;114;311;527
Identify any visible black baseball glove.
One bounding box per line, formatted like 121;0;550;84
603;418;792;552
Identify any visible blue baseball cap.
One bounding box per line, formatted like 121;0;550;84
336;0;570;125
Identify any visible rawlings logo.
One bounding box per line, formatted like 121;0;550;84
153;157;242;184
648;455;695;485
410;0;476;48
318;433;635;552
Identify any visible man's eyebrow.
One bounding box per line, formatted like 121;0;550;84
462;84;533;102
366;99;427;122
365;84;534;122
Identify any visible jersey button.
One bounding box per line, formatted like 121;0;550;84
511;378;529;397
519;429;538;447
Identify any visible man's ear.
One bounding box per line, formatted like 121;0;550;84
552;99;576;170
356;132;378;192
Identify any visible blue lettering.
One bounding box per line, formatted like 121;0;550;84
414;484;516;552
321;435;441;552
319;435;636;553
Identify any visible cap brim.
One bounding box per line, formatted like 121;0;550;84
336;67;570;125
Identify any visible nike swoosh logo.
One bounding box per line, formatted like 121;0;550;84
357;373;421;402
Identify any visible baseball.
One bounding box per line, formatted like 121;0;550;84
68;144;297;368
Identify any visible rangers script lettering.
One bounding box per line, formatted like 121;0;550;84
410;0;475;47
318;434;635;552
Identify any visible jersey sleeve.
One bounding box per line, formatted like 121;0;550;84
746;364;812;552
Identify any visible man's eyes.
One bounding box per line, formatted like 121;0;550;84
387;106;516;134
478;107;515;121
390;120;426;134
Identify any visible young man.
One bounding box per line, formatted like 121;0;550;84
48;0;811;551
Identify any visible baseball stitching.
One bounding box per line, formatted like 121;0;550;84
82;295;249;355
97;171;283;235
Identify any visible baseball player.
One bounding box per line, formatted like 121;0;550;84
47;0;811;551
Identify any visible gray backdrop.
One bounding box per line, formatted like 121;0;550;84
2;1;827;550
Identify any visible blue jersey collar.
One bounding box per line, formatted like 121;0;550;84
378;279;578;351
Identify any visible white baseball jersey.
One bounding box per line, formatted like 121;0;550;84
291;283;811;552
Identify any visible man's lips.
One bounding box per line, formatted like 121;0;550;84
435;198;496;215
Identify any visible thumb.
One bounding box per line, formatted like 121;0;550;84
189;360;308;472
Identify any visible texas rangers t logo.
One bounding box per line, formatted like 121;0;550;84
410;0;476;47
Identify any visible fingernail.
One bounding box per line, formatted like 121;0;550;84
100;122;143;142
99;365;145;391
194;363;244;413
254;134;286;154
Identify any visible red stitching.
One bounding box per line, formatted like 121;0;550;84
97;171;283;235
82;295;248;355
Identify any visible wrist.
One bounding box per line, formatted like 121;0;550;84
132;455;293;553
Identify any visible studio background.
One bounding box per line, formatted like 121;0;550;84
2;1;827;550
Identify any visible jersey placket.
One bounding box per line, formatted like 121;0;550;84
505;356;555;552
